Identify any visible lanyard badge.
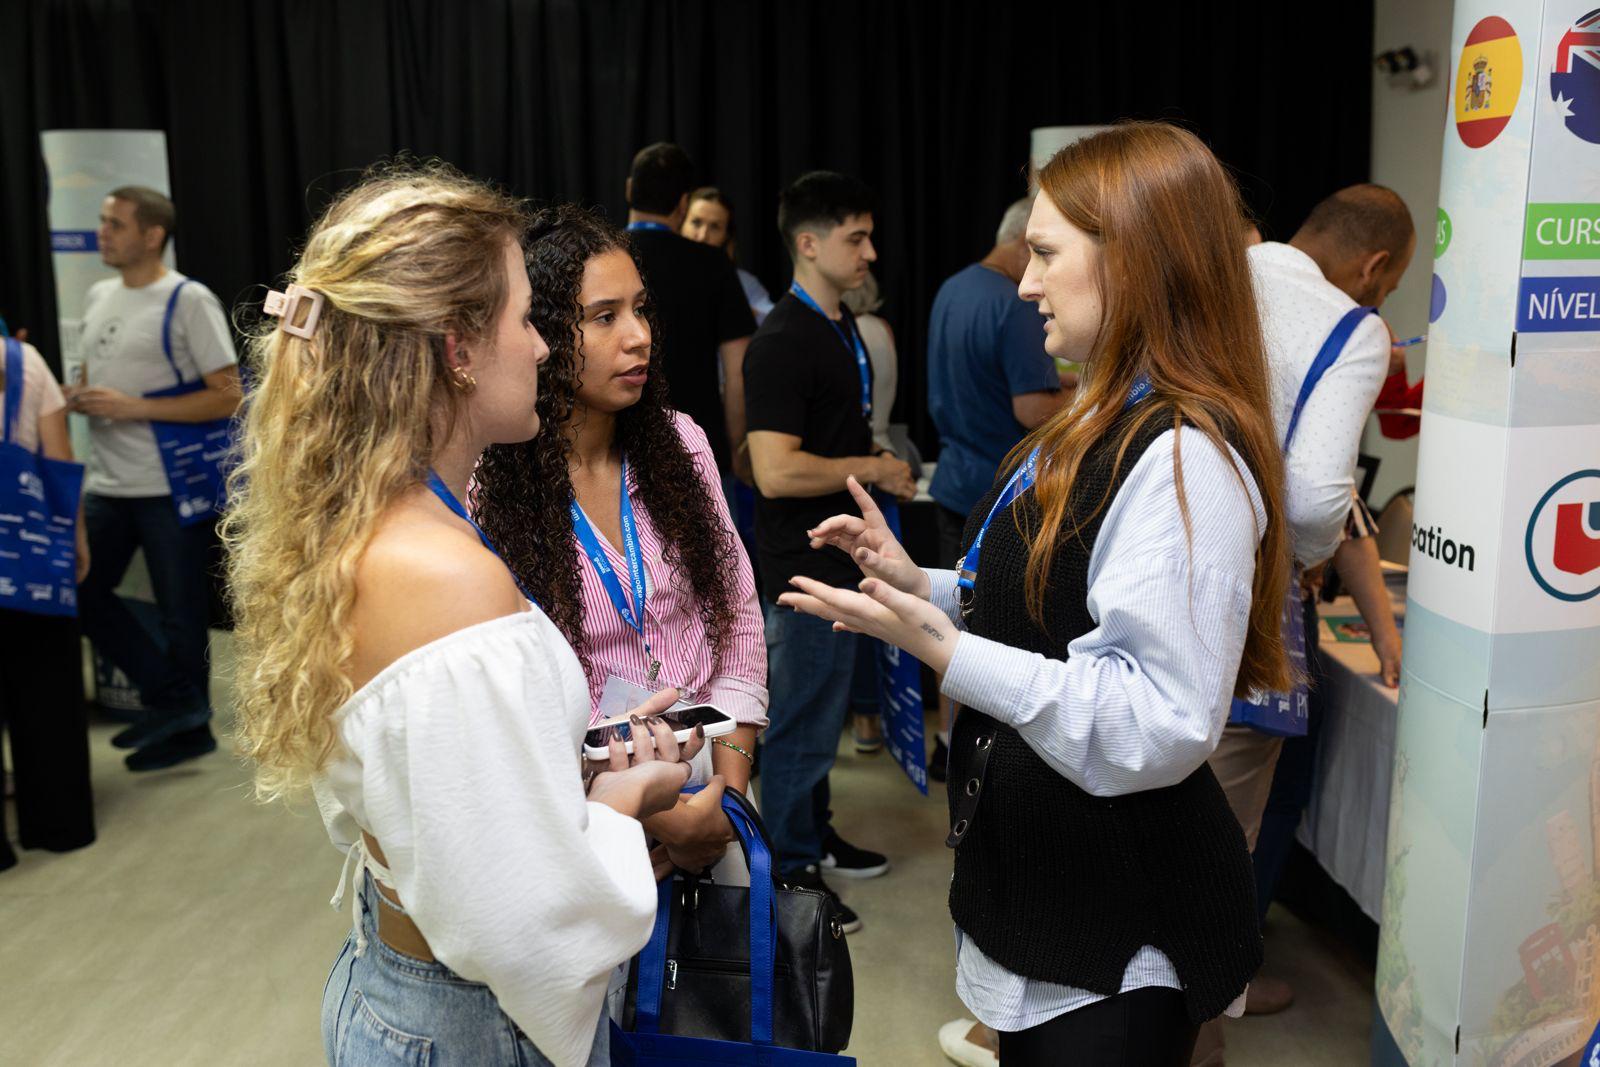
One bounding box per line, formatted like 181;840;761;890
789;282;872;418
956;374;1155;596
425;472;539;608
571;456;660;682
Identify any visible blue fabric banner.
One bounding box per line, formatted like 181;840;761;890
874;496;928;795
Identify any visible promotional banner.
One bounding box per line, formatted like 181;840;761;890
40;130;174;710
40;129;173;457
1377;2;1600;1065
874;498;928;795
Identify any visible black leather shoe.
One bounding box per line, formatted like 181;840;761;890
112;707;212;750
125;725;217;772
820;831;889;879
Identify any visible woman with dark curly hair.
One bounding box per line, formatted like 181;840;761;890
475;205;766;875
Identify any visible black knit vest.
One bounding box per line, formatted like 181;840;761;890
946;409;1262;1024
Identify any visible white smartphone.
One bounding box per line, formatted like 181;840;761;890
582;703;736;762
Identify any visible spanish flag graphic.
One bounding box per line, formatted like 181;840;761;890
1455;16;1523;148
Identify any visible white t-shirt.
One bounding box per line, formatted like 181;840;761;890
1248;242;1389;567
2;341;67;453
78;271;237;496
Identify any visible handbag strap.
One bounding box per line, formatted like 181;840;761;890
1283;305;1375;451
160;279;194;387
632;877;675;1035
3;337;22;445
632;786;778;1046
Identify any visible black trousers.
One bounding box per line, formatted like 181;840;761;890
997;987;1199;1066
0;609;95;869
77;493;212;716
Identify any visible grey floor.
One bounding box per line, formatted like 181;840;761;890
1;630;1375;1065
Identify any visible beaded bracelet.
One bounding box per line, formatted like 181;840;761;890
713;737;753;762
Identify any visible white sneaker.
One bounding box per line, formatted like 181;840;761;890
938;1018;998;1067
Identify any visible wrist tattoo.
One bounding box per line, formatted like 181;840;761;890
920;622;944;641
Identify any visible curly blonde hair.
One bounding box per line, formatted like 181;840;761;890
223;161;527;800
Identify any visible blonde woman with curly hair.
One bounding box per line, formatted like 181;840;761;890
225;163;698;1066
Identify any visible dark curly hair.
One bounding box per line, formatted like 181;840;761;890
474;204;741;684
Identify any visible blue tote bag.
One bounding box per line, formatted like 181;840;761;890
144;281;233;526
1228;305;1376;737
611;789;855;1066
0;339;85;616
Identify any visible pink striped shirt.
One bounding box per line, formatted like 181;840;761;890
572;412;768;728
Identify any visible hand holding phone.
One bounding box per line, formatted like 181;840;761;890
582;702;736;762
584;688;707;821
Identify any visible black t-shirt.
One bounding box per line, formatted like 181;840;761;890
631;228;755;472
744;291;876;600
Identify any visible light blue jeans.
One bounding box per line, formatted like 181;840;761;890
321;873;609;1065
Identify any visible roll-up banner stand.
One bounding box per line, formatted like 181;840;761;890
1374;3;1600;1064
40;130;174;714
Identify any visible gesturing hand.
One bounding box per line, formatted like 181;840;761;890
806;477;930;599
778;575;958;675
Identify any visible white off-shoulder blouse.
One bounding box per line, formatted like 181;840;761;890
313;608;657;1067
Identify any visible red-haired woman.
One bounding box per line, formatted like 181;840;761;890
779;122;1291;1064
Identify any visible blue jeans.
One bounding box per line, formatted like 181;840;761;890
849;631;881;717
761;606;860;873
321;873;606;1066
78;493;210;716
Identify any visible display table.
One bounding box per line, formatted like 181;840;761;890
1297;590;1405;921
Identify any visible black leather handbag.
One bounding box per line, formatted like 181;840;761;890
619;787;854;1054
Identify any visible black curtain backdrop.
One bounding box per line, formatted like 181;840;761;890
0;0;1374;456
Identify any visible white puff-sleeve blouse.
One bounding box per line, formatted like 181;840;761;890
313;608;657;1066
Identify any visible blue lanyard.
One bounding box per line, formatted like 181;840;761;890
570;456;659;681
957;375;1154;591
426;471;539;608
626;221;673;233
788;282;872;418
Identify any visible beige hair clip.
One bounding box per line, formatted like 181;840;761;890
263;284;325;339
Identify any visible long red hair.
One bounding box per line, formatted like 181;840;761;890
1017;121;1291;696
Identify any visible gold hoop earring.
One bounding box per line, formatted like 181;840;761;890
451;367;478;394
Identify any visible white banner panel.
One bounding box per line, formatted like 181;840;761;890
1408;411;1509;631
39;129;172;359
39;129;172;462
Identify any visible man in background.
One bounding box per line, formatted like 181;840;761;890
744;170;915;933
1196;184;1413;1063
925;196;1068;778
69;186;241;772
624;143;755;479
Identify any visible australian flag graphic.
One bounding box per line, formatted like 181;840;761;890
1553;8;1600;144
